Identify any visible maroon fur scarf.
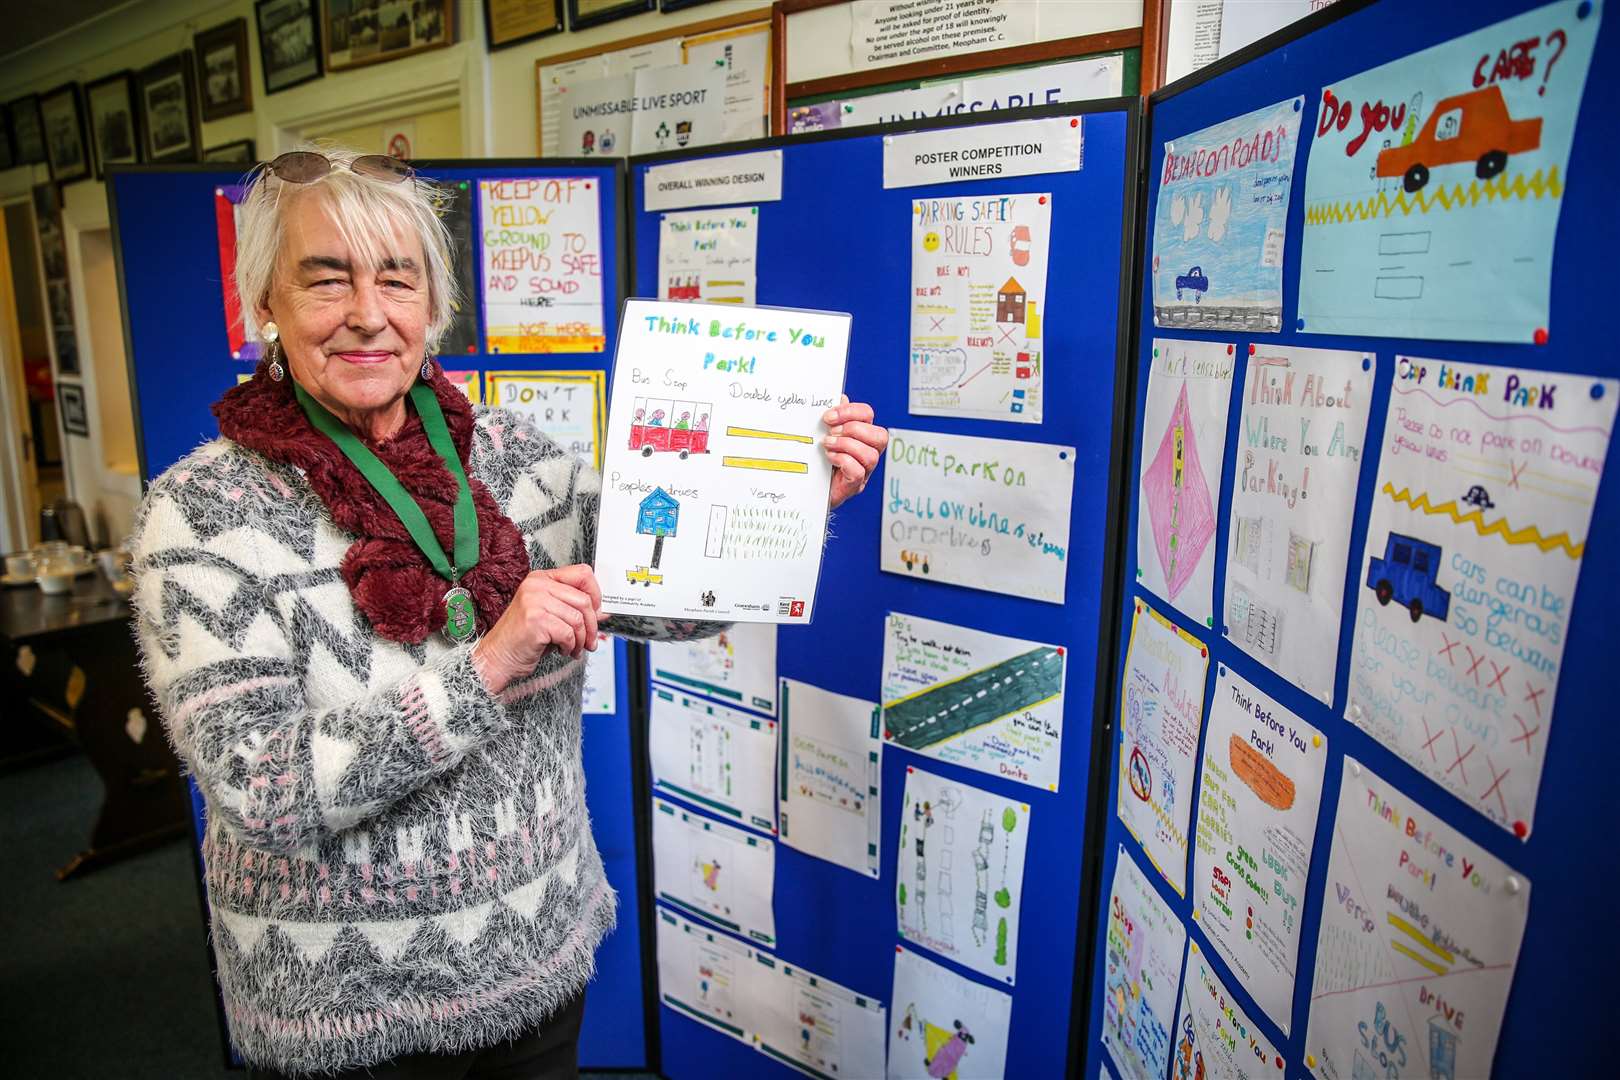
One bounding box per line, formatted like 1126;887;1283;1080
214;363;529;645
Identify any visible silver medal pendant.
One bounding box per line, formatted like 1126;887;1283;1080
443;586;477;643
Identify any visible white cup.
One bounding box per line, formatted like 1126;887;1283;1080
5;553;34;578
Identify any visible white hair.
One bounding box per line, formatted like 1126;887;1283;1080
233;142;460;352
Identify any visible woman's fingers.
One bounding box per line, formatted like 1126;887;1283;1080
548;564;602;610
825;433;882;474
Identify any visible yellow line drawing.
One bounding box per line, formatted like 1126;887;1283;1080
1306;168;1562;226
1391;940;1448;976
723;456;809;474
1381;483;1585;559
1387;913;1454;963
726;426;814;444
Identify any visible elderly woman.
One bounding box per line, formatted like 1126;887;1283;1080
130;146;888;1079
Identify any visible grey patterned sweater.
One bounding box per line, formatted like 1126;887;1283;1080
131;407;718;1075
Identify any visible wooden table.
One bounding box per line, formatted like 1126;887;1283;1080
0;572;188;879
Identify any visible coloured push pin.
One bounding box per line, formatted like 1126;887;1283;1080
1351;760;1362;777
1312;734;1322;748
1307;1054;1318;1068
1513;820;1529;839
1506;875;1522;894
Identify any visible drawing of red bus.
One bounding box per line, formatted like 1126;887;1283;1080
629;397;713;458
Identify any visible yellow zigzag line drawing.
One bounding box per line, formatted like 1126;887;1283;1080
1305;167;1562;226
1382;483;1584;559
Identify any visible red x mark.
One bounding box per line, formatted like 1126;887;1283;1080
1523;682;1546;718
1420;718;1446;763
928;316;946;333
1480;755;1511;820
1437;633;1460;665
996;325;1018;346
1463;646;1486;685
1510;714;1541;756
1445;730;1474;785
1508;459;1528;490
1486;660;1510;695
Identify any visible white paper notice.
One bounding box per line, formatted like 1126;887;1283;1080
596;300;850;622
653;796;776;947
650;622;778;715
1102;847;1187;1080
754;953;888;1080
479;178;605;354
1193;666;1325;1035
628;64;729;156
659;207;759;306
682;23;771;143
910;192;1050;422
655;906;762;1043
485;370;606;467
582;637;615;714
887;946;1012;1080
1137;338;1238;630
778;677;881;879
555;73;633;158
1225;345;1373;704
1173;940;1282;1080
883;115;1084;189
897;766;1030;985
881;611;1066;792
1305;757;1530;1080
1347;359;1616;838
851;0;1038;70
1118;599;1209;896
649;685;777;834
643;150;784;212
881;428;1076;603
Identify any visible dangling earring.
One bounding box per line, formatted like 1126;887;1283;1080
263;322;284;382
421;356;433;381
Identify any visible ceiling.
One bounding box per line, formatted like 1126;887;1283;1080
0;0;146;60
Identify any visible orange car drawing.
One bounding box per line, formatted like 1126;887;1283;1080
1375;85;1541;193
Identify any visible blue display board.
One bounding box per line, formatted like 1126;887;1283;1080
629;101;1139;1078
1085;2;1615;1078
106;160;652;1070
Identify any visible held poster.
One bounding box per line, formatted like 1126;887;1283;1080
648;686;777;834
909;193;1050;422
1173;940;1283;1080
1193;666;1326;1036
479;178;605;354
649;622;778;715
1225;346;1373;704
652;796;776;947
1305;758;1531;1080
1298;0;1601;342
485;370;606;468
887;946;1012;1080
881;428;1076;604
896;766;1030;985
881;611;1067;792
658;207;759;306
1118;598;1209;897
1102;846;1187;1080
777;677;882;879
596;300;850;622
1346;359;1616;838
1138;339;1238;629
1153;97;1303;332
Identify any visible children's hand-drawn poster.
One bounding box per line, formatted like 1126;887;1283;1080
1118;599;1209;897
1153;97;1303;332
896;766;1030;985
596;300;850;622
1346;359;1616;838
881;428;1076;603
582;637;615;714
1172;940;1283;1080
659;207;759;306
1298;0;1601;342
909;193;1051;422
649;685;778;834
1137;339;1238;629
1102;846;1187;1080
655;906;762;1044
442;369;480;403
479;178;605;354
881;612;1067;792
1305;758;1531;1080
1225;345;1373;703
753;953;888;1080
1193;666;1325;1035
887;945;1012;1080
485;370;606;468
653;796;776;947
777;677;882;879
650;622;779;715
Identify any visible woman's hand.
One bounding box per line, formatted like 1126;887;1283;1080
472;565;604;695
823;396;889;510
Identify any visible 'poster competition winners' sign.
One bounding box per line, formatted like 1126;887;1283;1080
594;299;851;622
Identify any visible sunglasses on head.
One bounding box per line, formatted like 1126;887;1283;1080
266;151;416;184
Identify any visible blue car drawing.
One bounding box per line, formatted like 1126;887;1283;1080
1367;533;1451;624
1175;266;1209;302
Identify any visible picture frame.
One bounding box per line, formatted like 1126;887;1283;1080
566;0;653;32
6;96;47;166
0;113;13;172
323;0;455;74
203;138;257;163
659;0;713;11
137;53;201;163
194;18;254;122
58;383;89;438
39;83;90;184
484;0;562;51
256;0;323;95
85;72;141;179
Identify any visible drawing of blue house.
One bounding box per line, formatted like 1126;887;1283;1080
637;488;680;537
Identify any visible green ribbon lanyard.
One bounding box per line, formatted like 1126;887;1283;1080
295;382;481;641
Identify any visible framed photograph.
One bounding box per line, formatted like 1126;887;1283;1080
0;114;13;172
256;0;323;94
85;72;141;178
194;18;253;121
659;0;713;10
39;84;90;184
203;138;257;163
138;53;200;163
324;0;455;73
7;96;47;165
484;0;561;51
567;0;653;31
59;383;89;438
